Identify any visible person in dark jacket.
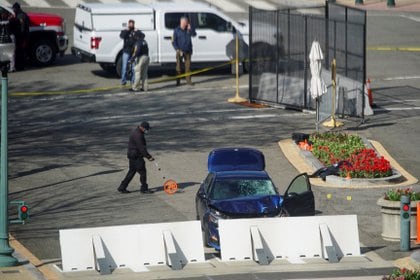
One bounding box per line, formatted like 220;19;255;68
118;121;155;194
119;20;143;85
172;16;196;86
11;2;29;70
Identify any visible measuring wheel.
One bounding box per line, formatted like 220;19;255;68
163;179;178;195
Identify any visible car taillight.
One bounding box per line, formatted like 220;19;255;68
91;37;102;49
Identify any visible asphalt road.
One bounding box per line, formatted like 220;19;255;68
5;6;420;279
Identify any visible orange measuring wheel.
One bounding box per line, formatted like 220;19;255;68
163;179;178;195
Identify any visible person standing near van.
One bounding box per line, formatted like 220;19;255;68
11;3;29;71
172;16;196;86
131;33;150;92
120;19;138;85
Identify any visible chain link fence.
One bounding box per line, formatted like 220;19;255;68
249;2;366;118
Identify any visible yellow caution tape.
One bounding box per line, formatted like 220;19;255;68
10;59;237;97
367;46;420;52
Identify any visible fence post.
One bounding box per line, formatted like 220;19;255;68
345;7;348;77
276;10;279;104
303;16;308;109
248;6;253;102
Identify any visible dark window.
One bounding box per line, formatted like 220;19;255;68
164;13;189;30
197;13;230;32
204;174;214;193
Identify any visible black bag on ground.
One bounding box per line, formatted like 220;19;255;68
292;133;310;144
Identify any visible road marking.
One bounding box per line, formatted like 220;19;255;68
60;0;80;8
402;15;420;23
245;0;277;10
205;0;246;12
229;114;277;119
28;0;51;7
98;0;122;3
367;46;420;52
381;75;420;81
374;107;420;112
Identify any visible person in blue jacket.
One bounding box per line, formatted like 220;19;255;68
172;16;196;86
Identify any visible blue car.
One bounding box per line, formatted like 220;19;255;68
195;148;315;250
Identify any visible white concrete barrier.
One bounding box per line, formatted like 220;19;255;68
59;221;205;273
219;215;360;264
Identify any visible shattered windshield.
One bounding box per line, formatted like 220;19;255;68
210;179;277;200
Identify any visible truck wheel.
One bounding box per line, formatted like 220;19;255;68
115;54;122;78
32;40;56;66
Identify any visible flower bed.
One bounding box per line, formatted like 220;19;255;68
308;133;393;179
383;268;420;280
384;188;420;201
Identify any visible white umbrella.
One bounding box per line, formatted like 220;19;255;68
309;40;327;99
309;40;327;132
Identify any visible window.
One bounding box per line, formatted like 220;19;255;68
204;174;214;193
210;179;277;200
165;13;189;30
197;13;231;32
286;174;310;195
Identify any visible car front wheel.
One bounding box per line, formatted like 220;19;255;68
32;40;56;66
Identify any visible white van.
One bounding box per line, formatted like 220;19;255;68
71;2;249;76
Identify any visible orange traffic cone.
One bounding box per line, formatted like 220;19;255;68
366;78;373;107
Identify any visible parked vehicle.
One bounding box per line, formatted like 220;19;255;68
195;148;315;250
71;2;249;76
0;5;68;66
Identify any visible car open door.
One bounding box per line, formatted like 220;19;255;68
282;173;315;216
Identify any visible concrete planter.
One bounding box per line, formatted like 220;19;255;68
377;197;418;241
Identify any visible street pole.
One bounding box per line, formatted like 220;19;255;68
0;63;17;267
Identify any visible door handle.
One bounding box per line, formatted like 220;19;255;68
198;36;207;39
164;36;171;40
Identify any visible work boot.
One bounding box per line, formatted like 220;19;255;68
118;189;130;194
140;189;154;194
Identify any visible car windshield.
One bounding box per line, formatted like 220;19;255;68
210;178;277;200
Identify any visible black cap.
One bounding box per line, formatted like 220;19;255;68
140;121;150;130
12;2;20;10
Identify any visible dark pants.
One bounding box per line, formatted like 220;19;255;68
119;158;148;191
15;39;27;70
176;50;192;84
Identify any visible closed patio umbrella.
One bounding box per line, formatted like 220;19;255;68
309;40;327;132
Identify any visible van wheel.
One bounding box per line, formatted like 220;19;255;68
115;54;122;78
32;40;56;66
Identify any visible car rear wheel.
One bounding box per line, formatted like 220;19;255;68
32;40;56;66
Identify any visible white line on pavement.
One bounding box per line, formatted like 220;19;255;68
245;0;277;10
205;0;246;12
60;0;80;8
374;107;420;112
229;114;277;119
28;0;51;8
97;0;122;3
402;15;420;23
381;75;420;81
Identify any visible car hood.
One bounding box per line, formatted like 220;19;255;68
210;195;283;217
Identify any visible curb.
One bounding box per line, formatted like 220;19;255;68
9;234;61;280
278;139;418;188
